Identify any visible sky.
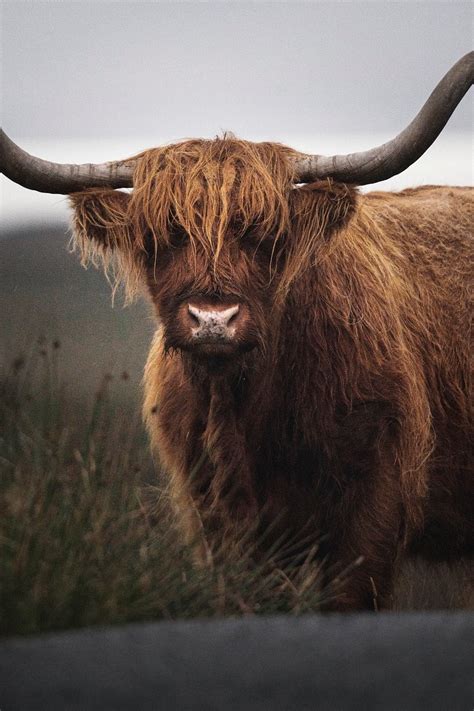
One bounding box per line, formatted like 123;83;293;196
1;1;473;227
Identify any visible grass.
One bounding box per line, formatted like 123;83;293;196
0;340;326;637
1;339;472;637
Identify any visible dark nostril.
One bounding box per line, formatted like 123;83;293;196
187;305;201;326
226;306;240;326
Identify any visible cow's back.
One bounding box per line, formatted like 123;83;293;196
362;185;472;368
363;186;473;557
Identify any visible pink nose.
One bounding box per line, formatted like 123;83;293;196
188;304;240;342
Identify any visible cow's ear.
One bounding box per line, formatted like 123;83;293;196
289;180;357;241
69;188;132;251
69;189;143;301
279;181;358;295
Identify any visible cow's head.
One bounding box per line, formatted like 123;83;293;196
2;51;471;369
69;138;355;365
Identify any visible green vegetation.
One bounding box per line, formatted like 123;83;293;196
0;341;325;637
1;340;471;637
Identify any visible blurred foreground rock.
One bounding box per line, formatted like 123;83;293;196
1;613;472;710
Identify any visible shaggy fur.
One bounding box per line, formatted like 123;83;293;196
70;137;473;611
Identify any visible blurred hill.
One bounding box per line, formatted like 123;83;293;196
0;225;154;403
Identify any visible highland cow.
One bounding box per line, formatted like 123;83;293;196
1;53;473;610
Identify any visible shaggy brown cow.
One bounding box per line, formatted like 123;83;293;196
1;53;473;610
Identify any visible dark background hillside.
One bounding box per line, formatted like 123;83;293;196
1;226;153;403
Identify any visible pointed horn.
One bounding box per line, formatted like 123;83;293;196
0;129;136;194
294;52;474;185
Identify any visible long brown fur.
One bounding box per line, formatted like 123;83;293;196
70;137;473;611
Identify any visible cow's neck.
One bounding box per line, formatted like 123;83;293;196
201;376;257;522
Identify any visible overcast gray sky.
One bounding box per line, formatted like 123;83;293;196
1;1;472;227
2;0;472;141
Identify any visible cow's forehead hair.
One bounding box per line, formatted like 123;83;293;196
130;136;299;254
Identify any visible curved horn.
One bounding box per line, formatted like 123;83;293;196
0;129;136;193
294;51;474;185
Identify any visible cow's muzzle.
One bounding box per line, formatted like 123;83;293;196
187;303;241;343
176;298;255;358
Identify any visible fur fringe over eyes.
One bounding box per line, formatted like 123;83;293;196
69;136;357;301
70;137;299;300
131;136;298;255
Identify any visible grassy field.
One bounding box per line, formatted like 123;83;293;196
1;228;331;637
1;341;472;638
0;342;332;637
1;229;471;636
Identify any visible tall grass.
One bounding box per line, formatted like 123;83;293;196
0;341;325;637
2;340;471;637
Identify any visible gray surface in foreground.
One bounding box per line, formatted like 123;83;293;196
1;613;473;711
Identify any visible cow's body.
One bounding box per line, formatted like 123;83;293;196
135;174;473;610
3;53;473;612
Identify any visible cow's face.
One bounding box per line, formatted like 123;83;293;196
70;138;355;367
144;222;281;361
